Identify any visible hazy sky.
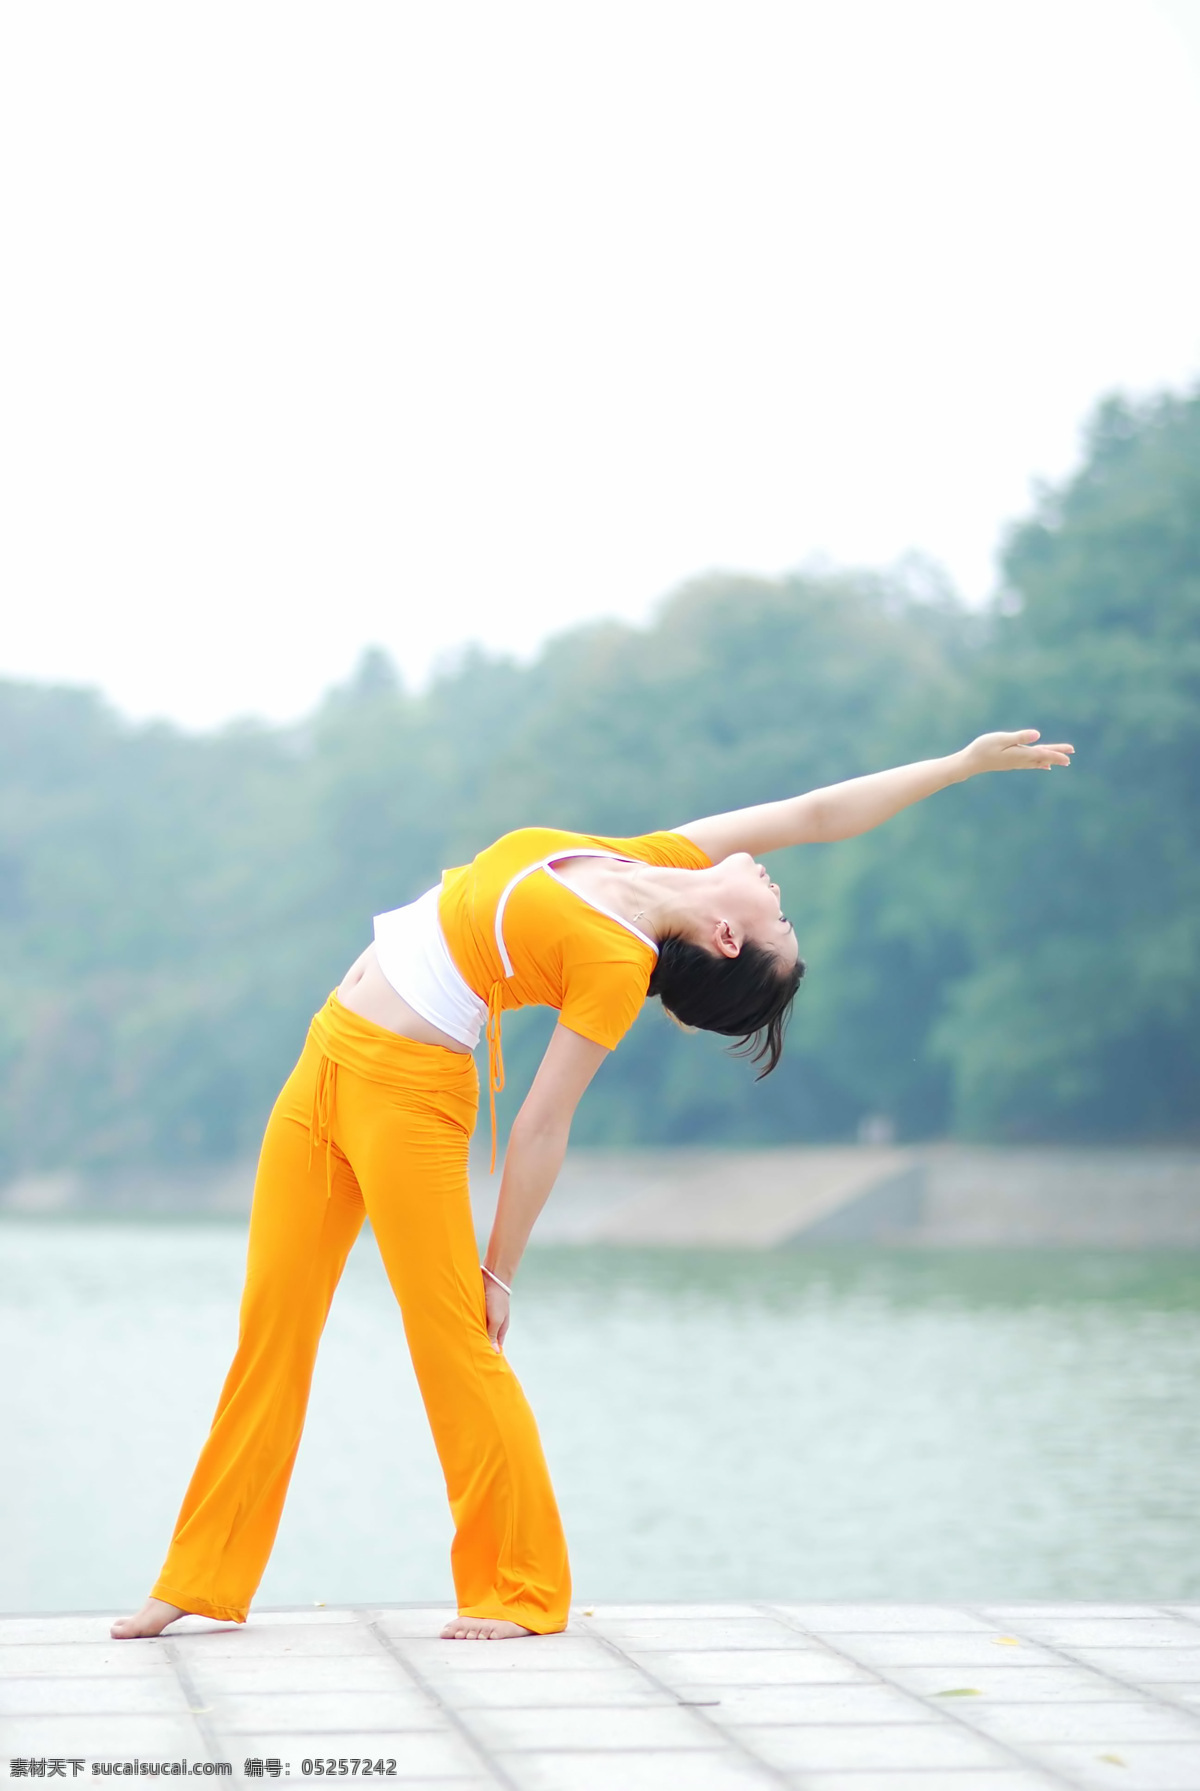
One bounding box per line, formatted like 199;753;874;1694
2;0;1198;728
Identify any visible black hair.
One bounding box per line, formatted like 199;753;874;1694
647;934;805;1076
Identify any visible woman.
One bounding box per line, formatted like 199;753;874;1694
113;727;1071;1643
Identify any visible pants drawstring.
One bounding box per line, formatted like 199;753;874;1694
308;1053;338;1200
486;981;506;1174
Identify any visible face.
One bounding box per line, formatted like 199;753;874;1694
705;851;801;967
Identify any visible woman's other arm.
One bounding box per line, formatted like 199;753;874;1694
675;730;1074;862
481;1023;609;1350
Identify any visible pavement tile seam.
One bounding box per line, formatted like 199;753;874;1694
215;1729;454;1744
160;1635;230;1768
735;1715;1061;1728
1018;1737;1200;1786
964;1605;1200;1712
456;1702;725;1751
981;1632;1200;1654
204;1685;436;1701
214;1726;453;1741
756;1601;997;1637
761;1603;1076;1788
578;1621;798;1652
716;1697;974;1726
974;1611;1167;1626
959;1701;1200;1745
0;1718;215;1760
455;1700;684;1712
777;1779;1069;1791
574;1618;796;1789
0;1646;182;1677
389;1637;622;1674
492;1744;726;1754
1137;1681;1200;1703
979;1608;1200;1634
205;1688;451;1738
589;1611;779;1625
1023;1633;1200;1648
404;1669;677;1712
365;1617;518;1791
731;1720;1024;1775
847;1636;1065;1665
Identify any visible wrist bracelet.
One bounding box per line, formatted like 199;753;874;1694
481;1264;512;1296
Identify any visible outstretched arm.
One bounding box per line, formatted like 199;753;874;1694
675;730;1074;862
481;1022;609;1351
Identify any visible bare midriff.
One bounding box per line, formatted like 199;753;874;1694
336;943;473;1053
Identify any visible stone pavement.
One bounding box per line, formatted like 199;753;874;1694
4;1604;1200;1790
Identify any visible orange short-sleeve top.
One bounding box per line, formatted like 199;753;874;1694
437;825;712;1162
439;825;712;1046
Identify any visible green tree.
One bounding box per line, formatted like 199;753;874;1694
930;389;1200;1136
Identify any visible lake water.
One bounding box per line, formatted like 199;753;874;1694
3;1221;1200;1616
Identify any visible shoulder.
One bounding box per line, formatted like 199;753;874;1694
479;826;577;858
469;827;586;876
596;829;713;870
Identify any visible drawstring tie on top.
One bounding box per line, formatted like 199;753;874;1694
486;980;506;1174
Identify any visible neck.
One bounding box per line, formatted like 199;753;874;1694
629;864;702;946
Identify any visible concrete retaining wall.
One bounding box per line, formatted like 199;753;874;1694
3;1144;1199;1247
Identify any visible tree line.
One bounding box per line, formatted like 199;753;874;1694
1;384;1196;1178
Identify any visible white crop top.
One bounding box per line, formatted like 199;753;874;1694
372;885;488;1049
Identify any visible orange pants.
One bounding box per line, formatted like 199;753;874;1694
150;993;571;1633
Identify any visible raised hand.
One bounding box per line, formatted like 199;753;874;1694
960;729;1074;775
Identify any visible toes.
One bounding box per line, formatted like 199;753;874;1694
440;1616;534;1641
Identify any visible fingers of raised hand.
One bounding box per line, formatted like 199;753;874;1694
1020;740;1074;769
993;730;1074;769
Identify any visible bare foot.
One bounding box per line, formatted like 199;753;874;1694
440;1615;535;1640
111;1597;187;1640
